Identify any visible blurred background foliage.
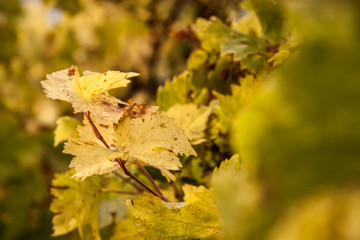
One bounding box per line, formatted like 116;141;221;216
0;0;240;239
1;0;359;239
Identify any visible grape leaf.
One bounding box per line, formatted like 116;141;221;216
64;104;196;180
211;154;241;187
249;0;284;44
192;16;236;53
64;138;119;180
156;71;195;111
77;115;117;149
126;184;223;239
50;169;101;239
110;217;142;240
54;116;80;147
41;66;138;121
72;70;138;100
113;104;197;180
211;75;259;151
192;16;268;73
187;49;208;70
166;104;211;145
231;5;262;36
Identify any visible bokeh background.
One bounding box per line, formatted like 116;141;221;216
0;0;240;239
1;0;360;239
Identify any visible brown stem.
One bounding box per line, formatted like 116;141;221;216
101;188;140;195
84;111;110;148
115;158;169;202
135;161;164;197
113;172;144;192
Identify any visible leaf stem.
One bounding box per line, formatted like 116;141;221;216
135;161;164;197
84;111;110;148
115;158;169;202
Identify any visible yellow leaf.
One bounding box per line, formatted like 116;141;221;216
64;138;119;180
72;71;138;100
64;104;196;180
77;115;117;148
41;66;139;121
232;6;263;36
54;116;80;147
166;104;211;145
126;184;222;239
113;104;197;180
50;169;101;239
267;48;291;67
110;217;142;240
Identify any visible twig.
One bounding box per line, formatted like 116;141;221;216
135;161;164;197
115;158;169;202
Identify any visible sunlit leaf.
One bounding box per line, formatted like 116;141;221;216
64;138;119;180
72;71;138;100
77;115;117;149
41;66;138;121
54;116;80;147
50;169;101;239
110;217;142;240
156;71;195;111
113;104;197;180
166;104;211;145
127;184;223;239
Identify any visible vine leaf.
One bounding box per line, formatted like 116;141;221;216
50;169;101;239
166;104;211;145
212;154;241;186
54;116;80;147
110;217;142;240
64;138;119;180
126;184;223;239
112;104;197;180
41;66;138;121
77;115;117;148
72;70;137;100
63;104;196;180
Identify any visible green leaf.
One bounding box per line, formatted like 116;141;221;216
211;75;259;151
187;49;208;70
220;38;267;73
156;71;194;111
54;116;80;147
212;154;241;186
50;169;101;239
211;154;247;240
249;0;284;44
156;71;208;111
127;184;223;239
192;16;235;53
